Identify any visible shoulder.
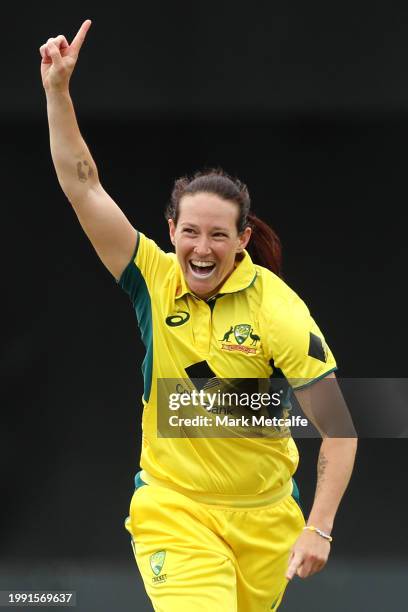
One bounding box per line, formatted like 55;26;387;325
118;232;177;300
255;267;337;380
255;265;309;321
132;232;176;270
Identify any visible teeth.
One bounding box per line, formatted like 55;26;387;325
191;260;215;267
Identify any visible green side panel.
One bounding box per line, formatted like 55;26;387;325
134;279;153;403
134;470;147;490
292;477;304;515
118;234;153;403
291;477;300;505
117;231;140;286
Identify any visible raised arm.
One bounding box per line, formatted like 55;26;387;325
40;20;137;280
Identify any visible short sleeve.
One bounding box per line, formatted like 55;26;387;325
116;232;174;402
265;293;337;389
118;231;174;305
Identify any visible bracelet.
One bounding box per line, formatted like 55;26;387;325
303;525;333;542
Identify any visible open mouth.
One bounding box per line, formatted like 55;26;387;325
189;260;216;278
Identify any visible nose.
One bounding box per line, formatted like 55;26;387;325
194;236;211;257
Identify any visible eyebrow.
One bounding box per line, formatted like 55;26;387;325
180;223;230;232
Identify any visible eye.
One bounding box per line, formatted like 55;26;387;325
182;228;196;234
213;232;228;238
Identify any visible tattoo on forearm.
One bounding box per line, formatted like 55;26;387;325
316;451;328;495
76;160;94;183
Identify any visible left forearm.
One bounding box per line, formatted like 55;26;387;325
307;437;357;534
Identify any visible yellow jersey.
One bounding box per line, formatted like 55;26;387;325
118;231;336;499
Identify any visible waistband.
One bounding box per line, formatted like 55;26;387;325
138;469;293;509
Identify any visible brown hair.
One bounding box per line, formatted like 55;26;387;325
165;168;282;276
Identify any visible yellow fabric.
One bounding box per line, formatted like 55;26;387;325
140;469;293;508
119;231;337;499
125;483;305;612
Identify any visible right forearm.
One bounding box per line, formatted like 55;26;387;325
40;23;138;279
46;89;99;202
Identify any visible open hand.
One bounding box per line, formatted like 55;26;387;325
39;20;92;92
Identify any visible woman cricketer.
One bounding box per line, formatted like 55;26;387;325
40;20;357;612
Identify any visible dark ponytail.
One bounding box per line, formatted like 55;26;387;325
165;168;282;277
246;212;282;276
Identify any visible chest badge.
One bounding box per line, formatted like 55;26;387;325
234;324;250;345
219;324;260;354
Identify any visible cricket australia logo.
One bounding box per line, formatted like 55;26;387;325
219;323;261;355
150;550;167;584
234;324;250;344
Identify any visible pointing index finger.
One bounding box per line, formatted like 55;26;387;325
286;551;303;580
70;19;92;55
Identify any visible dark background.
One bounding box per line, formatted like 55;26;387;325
1;2;407;611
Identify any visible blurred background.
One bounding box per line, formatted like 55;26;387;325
1;1;408;610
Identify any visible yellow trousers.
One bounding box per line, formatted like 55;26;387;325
125;479;304;611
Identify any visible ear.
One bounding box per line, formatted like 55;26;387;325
168;218;176;246
236;226;252;252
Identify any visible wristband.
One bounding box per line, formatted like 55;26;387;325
303;525;333;542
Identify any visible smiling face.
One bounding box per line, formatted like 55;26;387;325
168;193;252;300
